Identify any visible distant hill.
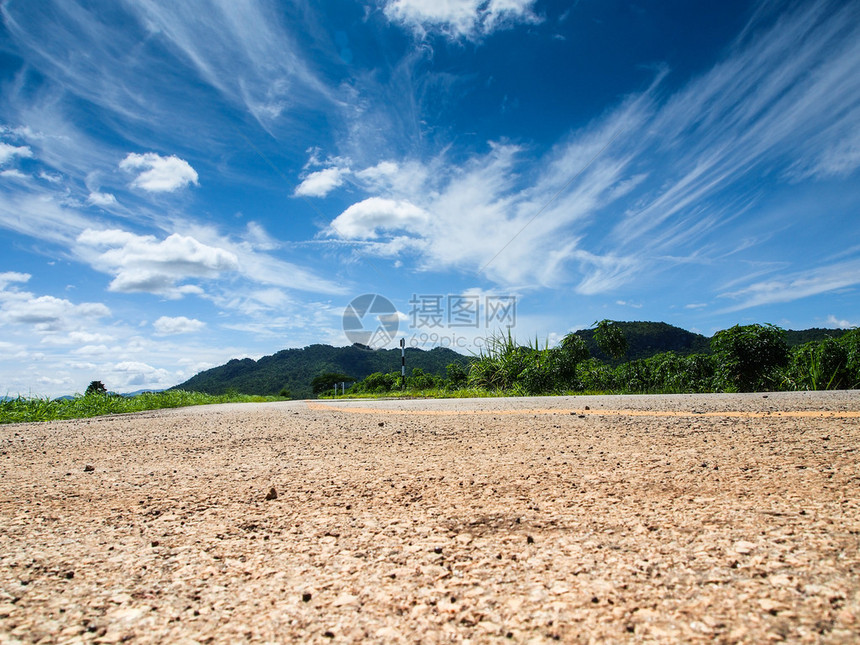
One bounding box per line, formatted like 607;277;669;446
574;321;711;364
173;324;853;397
573;321;851;365
173;343;470;399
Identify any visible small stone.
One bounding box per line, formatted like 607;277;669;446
378;422;385;427
64;570;74;579
302;592;312;602
84;464;95;472
265;487;278;501
527;535;535;544
733;540;756;554
332;593;359;607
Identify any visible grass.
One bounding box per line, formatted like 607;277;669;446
0;390;283;425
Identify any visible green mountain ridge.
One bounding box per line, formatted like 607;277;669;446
574;321;849;365
173;323;852;397
173;343;470;399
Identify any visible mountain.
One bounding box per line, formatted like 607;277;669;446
574;322;711;364
574;321;851;365
173;324;853;398
172;343;470;399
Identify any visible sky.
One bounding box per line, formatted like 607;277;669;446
1;0;859;396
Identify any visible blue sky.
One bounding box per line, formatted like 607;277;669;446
1;0;859;396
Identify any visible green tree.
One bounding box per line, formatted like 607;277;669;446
711;324;789;392
85;380;107;396
445;362;468;389
593;320;628;360
311;372;356;395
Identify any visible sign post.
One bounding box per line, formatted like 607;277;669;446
400;338;406;392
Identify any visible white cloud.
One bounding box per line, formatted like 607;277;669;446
0;142;32;165
0;292;110;332
718;259;860;312
382;0;539;39
110;360;173;389
153;315;206;335
0;169;28;180
295;166;348;197
330;197;431;239
325;1;860;295
119;152;198;192
87;191;117;206
826;315;857;329
76;228;238;298
0;271;30;290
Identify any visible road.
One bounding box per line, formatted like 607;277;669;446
1;392;859;643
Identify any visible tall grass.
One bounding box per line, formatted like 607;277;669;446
0;390;281;425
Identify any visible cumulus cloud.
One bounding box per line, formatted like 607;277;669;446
87;191;117;206
330;197;431;239
0;142;33;165
0;271;31;290
295;166;349;198
826;315;857;329
119;152;199;192
76;228;239;298
153;315;206;335
382;0;539;39
0;292;110;332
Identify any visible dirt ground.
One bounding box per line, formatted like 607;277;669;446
1;391;859;644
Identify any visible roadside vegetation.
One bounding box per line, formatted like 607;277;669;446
6;323;857;422
0;387;283;425
335;322;860;398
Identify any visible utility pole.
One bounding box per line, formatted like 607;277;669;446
400;338;406;392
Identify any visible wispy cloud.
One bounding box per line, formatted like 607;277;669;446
319;0;860;303
718;258;860;312
0;141;32;164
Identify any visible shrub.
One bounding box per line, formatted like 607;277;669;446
786;338;851;390
711;324;788;392
445;362;468;389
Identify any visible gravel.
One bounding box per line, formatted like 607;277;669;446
1;392;858;643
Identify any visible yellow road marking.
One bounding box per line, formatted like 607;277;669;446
305;401;860;419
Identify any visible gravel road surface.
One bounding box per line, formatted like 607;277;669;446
1;392;859;643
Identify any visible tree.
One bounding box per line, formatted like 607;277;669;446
711;324;788;392
85;380;107;396
446;362;468;389
311;372;355;395
593;320;628;360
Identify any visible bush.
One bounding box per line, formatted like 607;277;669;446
710;324;788;392
445;362;468;389
407;368;436;390
786;338;851;390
